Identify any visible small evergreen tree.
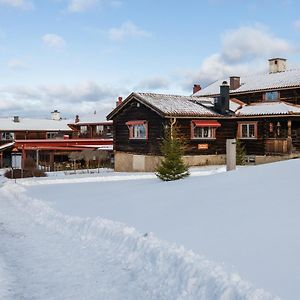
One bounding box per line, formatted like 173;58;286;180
236;139;246;165
156;121;189;181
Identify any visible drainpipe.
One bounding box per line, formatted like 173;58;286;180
170;118;176;140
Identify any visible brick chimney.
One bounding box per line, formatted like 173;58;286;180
229;76;240;90
116;96;123;107
75;115;80;123
193;84;201;94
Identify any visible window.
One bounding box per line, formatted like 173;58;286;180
194;127;214;138
80;125;88;134
46;132;58;139
126;121;148;140
191;120;221;140
96;125;104;135
265;91;279;101
238;122;257;139
1;132;14;140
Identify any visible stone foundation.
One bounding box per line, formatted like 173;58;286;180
114;151;300;172
114;152;226;172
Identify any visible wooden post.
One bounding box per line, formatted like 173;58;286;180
50;152;54;172
226;139;236;171
36;149;39;169
287;119;292;154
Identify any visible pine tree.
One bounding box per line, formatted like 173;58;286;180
156;122;189;181
236;139;246;165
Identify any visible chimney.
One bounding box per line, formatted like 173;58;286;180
229;76;240;90
193;84;201;94
13;116;20;123
51;110;61;121
75;115;80;123
215;81;230;115
269;58;287;73
116;96;123;107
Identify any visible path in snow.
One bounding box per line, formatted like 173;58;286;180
0;183;276;300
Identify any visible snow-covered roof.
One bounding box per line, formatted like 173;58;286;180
236;101;300;116
0;117;73;131
195;97;245;112
107;92;221;119
71;114;113;125
194;69;300;97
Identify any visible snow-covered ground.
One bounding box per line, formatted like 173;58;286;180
1;161;298;299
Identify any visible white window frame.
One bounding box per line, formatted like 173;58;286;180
80;125;88;134
1;132;15;141
238;122;257;139
192;126;216;139
96;125;104;135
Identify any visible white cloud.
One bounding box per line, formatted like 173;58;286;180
68;0;97;12
135;77;170;91
68;0;121;12
108;21;151;42
180;24;296;91
42;34;66;49
0;0;33;9
221;24;293;63
0;82;127;118
8;59;28;70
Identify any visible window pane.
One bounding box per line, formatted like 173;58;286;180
132;124;146;139
265;91;279;101
241;125;248;138
193;126;214;138
249;124;255;137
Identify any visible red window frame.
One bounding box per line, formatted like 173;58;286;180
126;120;148;140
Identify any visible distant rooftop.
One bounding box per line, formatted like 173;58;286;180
0;117;73;131
194;68;300;97
236;101;300;116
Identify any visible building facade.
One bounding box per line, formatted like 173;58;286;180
108;58;300;172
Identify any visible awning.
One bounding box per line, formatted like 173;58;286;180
126;120;146;126
192;120;221;127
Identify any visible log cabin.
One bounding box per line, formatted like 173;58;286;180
107;58;300;172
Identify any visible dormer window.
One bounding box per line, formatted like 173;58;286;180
265;91;279;101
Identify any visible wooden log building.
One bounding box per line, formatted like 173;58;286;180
107;58;300;172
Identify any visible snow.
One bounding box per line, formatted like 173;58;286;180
236;101;300;116
2;161;300;298
0;170;275;300
0;117;72;131
124;92;220;117
194;68;300;96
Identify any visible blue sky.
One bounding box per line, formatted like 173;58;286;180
0;0;300;119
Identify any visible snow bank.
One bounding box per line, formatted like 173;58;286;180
16;165;226;186
0;182;277;300
0;256;13;300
